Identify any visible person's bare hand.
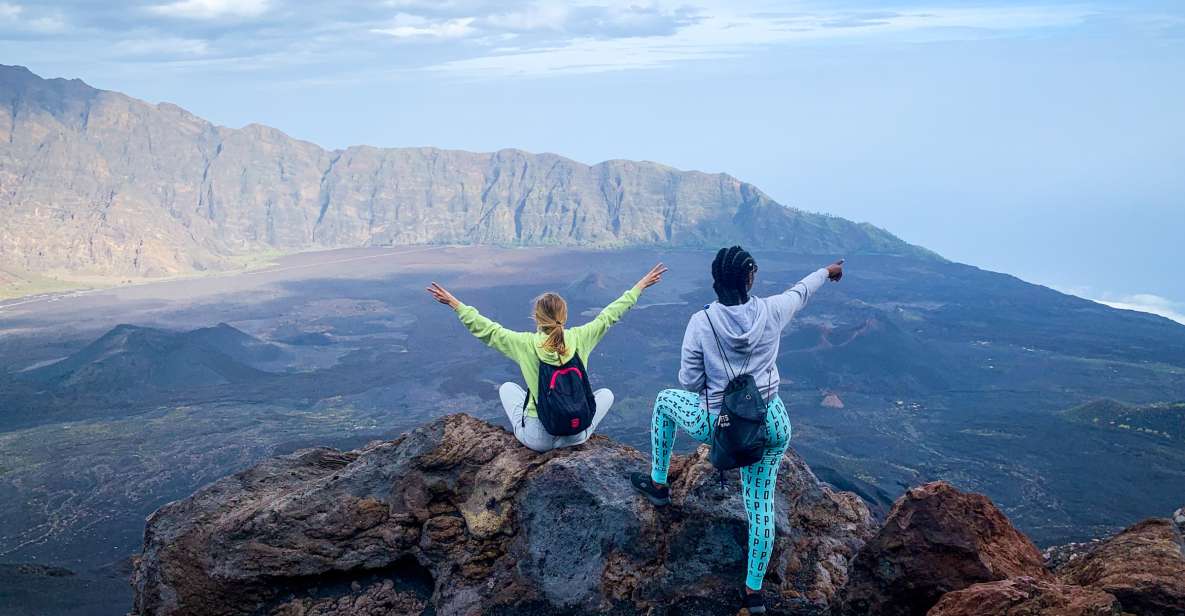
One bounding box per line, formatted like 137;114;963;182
426;282;461;309
635;263;668;290
826;259;845;282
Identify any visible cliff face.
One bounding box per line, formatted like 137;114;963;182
131;413;876;616
0;64;930;280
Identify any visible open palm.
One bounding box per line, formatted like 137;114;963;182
426;282;460;308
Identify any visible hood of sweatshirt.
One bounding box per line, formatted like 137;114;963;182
706;298;771;356
532;335;561;364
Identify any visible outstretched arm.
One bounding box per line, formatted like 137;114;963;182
427;282;529;359
570;263;667;347
767;259;844;328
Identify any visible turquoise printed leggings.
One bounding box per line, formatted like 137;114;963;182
649;388;791;591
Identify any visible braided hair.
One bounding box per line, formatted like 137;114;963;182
712;245;757;306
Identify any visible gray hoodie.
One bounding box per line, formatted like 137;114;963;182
679;268;829;410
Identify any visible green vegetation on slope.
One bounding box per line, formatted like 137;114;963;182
1063;399;1185;440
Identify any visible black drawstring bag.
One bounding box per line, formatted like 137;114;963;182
703;307;768;478
524;353;596;436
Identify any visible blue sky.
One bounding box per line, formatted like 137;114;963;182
4;0;1184;322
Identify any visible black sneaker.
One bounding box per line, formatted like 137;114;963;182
629;472;671;506
741;591;766;614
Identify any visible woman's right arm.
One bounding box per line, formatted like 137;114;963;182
427;282;529;359
678;315;706;392
454;303;530;358
767;260;843;328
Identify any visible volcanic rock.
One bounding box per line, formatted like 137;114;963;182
1058;518;1185;616
925;576;1121;616
833;481;1049;616
820;393;844;409
131;413;875;616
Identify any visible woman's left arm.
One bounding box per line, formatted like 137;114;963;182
572;263;667;345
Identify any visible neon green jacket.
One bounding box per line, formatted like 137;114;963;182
454;286;642;416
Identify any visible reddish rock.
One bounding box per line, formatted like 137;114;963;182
834;481;1050;616
1059;518;1185;616
821;393;845;409
926;576;1121;616
131;413;875;616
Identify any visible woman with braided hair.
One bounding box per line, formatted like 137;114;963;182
631;246;843;614
426;263;667;452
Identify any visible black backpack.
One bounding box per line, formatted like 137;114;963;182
703;307;769;471
523;353;597;436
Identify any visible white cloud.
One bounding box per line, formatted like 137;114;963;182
1095;293;1185;325
148;0;271;20
0;2;21;20
0;1;66;32
371;14;477;39
484;5;569;32
115;36;211;58
424;4;1093;77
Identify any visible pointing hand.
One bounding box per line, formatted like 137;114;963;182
826;259;844;282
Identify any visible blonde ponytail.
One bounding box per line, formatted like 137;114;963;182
533;292;569;357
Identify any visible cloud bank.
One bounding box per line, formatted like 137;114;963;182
1096;293;1185;326
0;1;1126;78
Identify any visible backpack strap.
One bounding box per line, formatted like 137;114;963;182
520;388;529;427
703;307;732;416
703;308;736;382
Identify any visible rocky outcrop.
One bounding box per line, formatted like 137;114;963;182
925;576;1121;616
833;481;1049;616
131;413;875;616
0;65;931;282
820;393;844;409
1058;518;1185;616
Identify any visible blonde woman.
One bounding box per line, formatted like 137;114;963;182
426;263;666;452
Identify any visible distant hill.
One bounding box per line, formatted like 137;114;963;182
1063;399;1185;441
781;315;951;394
23;323;279;392
0;64;933;283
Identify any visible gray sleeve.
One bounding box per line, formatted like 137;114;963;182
678;314;706;392
766;268;829;330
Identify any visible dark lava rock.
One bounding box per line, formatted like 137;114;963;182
925;576;1121;616
131;413;875;615
1058;518;1185;616
833;481;1050;616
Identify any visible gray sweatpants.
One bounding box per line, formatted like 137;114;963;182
499;382;613;452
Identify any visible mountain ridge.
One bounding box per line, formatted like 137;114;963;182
0;64;934;284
